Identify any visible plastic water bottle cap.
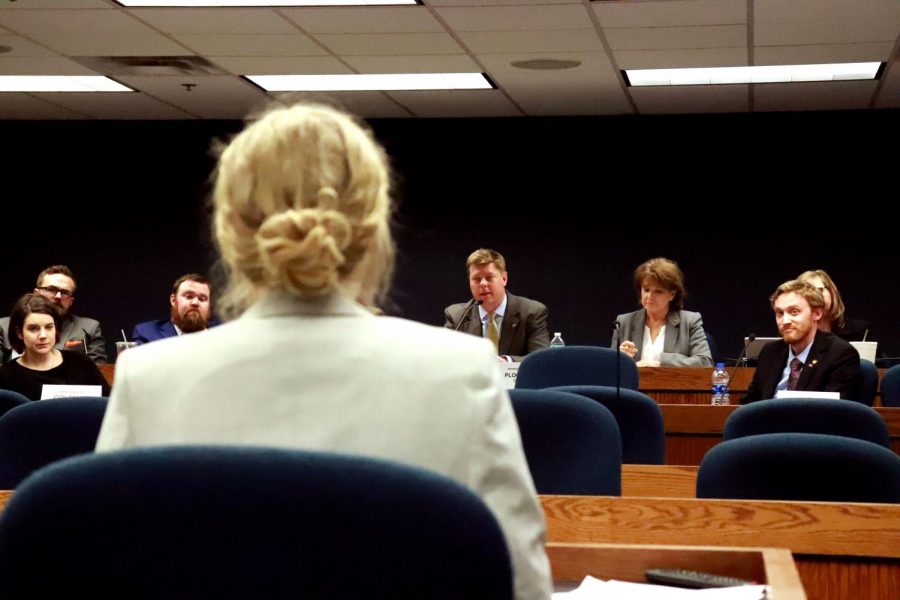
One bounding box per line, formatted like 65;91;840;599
554;332;561;336
715;362;725;369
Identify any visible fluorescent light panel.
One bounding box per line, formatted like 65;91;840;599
114;1;418;6
247;73;492;91
626;62;882;87
0;76;133;92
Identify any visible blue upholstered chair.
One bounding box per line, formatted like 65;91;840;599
509;388;621;495
858;359;878;406
881;365;900;407
0;390;29;420
723;398;890;448
697;433;900;503
0;446;513;600
551;385;665;464
0;397;107;489
515;346;639;391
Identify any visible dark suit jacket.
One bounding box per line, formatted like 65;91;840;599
742;330;861;404
132;319;178;345
443;292;550;362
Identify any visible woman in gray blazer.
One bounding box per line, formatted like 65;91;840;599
612;257;713;367
96;102;551;600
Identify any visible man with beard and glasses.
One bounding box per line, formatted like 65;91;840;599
742;279;861;404
1;265;107;365
132;274;216;345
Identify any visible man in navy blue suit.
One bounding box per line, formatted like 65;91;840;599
132;274;215;345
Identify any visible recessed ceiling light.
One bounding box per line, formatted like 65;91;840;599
0;76;133;92
511;59;581;71
624;62;882;87
113;0;419;6
246;73;493;92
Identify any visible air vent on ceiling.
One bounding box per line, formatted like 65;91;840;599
73;56;225;76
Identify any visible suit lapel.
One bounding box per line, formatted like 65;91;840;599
797;332;826;390
663;311;681;353
762;342;789;399
628;309;645;359
499;293;519;356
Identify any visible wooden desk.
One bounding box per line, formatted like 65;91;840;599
542;495;900;600
549;543;805;599
622;464;697;498
661;404;900;465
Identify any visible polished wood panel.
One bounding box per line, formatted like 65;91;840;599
621;464;697;498
548;543;805;599
541;495;900;600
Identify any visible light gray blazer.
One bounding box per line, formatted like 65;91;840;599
97;290;551;600
612;308;713;367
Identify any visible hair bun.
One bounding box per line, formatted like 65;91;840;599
256;207;353;294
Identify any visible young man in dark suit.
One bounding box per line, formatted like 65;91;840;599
742;279;861;404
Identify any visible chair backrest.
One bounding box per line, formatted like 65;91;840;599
705;332;719;364
723;398;890;448
515;346;639;390
0;397;107;488
881;364;900;407
0;390;29;420
551;385;665;464
697;432;900;503
509;388;621;495
858;359;878;406
0;446;513;600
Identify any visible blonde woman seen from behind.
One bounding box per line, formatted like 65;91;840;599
95;103;552;600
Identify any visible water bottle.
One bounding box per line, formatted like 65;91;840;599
549;332;565;348
711;362;730;406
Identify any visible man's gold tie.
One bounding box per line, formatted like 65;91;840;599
487;311;500;352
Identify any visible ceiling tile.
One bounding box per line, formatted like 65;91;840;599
605;25;745;51
272;91;411;118
343;54;479;73
426;0;579;5
631;84;749;114
755;0;900;46
754;43;895;66
316;33;463;56
459;29;603;53
0;94;85;119
0;35;58;57
282;7;443;34
434;5;592;31
130;8;297;35
118;74;270;119
173;34;325;57
35;33;190;57
210;55;350;75
0;56;97;75
754;80;879;112
389;89;522;117
0;0;109;8
0;9;155;36
594;0;746;28
615;47;747;69
30;91;194;119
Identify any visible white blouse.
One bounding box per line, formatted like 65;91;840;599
641;325;666;363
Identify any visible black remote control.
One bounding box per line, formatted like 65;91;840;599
645;568;755;589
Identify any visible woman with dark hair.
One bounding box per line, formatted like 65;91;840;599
612;257;713;367
0;294;110;400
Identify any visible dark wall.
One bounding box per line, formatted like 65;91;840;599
1;109;895;361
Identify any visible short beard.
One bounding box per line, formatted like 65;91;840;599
172;306;208;334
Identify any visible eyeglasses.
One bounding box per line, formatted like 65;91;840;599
38;285;74;299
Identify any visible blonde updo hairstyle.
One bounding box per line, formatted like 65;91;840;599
213;102;395;318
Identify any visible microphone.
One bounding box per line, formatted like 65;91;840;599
614;320;622;402
454;298;484;332
728;333;756;384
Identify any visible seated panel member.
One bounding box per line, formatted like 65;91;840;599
0;265;106;365
444;249;550;363
797;269;874;343
132;274;215;345
742;279;861;404
0;294;110;400
613;257;712;367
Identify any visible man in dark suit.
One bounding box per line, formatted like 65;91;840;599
0;265;107;364
444;248;549;362
132;274;215;345
743;279;860;404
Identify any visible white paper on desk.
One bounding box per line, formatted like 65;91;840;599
40;384;102;400
553;576;768;599
775;390;840;400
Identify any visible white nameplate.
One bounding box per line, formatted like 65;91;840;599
40;384;103;400
775;390;840;400
499;362;520;389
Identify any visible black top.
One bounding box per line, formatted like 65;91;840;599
0;350;110;401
